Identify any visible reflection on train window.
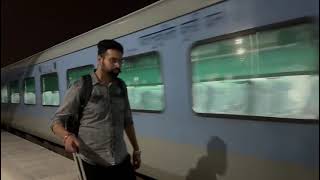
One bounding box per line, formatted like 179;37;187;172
1;85;8;103
191;23;319;119
24;78;36;105
67;65;94;87
119;52;164;111
41;73;60;106
9;81;20;104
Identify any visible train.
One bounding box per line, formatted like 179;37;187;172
1;0;319;179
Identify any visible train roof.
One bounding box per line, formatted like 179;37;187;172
1;0;223;72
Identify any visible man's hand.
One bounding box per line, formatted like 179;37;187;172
64;134;80;153
132;150;141;170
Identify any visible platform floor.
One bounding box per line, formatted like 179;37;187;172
1;131;78;180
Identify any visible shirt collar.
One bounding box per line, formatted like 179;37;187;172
90;72;117;87
90;72;99;86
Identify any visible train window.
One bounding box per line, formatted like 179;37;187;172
41;73;60;106
119;52;164;111
1;85;8;103
67;65;94;87
191;23;319;120
9;81;20;104
24;78;36;105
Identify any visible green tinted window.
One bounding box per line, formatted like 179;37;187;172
9;81;20;104
1;85;8;103
24;78;36;104
191;23;319;119
119;52;164;111
67;65;94;87
41;73;60;106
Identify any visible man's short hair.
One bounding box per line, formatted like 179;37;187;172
97;39;123;56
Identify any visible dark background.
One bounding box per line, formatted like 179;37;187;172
1;0;159;68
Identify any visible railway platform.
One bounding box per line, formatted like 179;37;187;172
1;130;78;180
1;130;145;180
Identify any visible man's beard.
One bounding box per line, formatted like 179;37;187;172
108;68;121;78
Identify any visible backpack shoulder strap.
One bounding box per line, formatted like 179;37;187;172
65;74;92;136
116;77;127;97
79;74;93;118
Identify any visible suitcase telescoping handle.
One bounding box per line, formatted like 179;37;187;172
64;119;87;180
73;152;87;180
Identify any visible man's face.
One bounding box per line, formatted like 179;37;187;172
98;49;123;77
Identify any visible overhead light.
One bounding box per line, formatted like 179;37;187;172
236;48;246;55
235;38;243;45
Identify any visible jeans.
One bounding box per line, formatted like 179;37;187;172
81;155;136;180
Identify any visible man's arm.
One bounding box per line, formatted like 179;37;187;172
122;80;141;169
125;124;141;169
52;122;80;153
52;122;70;139
125;124;140;151
50;80;82;152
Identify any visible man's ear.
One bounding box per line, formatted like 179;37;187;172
97;55;103;63
97;55;102;61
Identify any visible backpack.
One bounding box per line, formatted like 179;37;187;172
66;74;127;136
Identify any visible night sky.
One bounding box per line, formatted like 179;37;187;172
1;0;159;68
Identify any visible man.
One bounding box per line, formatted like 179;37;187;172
50;39;141;180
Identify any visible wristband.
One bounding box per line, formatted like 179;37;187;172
63;133;73;144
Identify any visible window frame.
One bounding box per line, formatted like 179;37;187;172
66;64;94;87
9;80;21;104
23;77;37;105
122;51;166;113
40;72;60;107
1;84;9;104
189;17;318;124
